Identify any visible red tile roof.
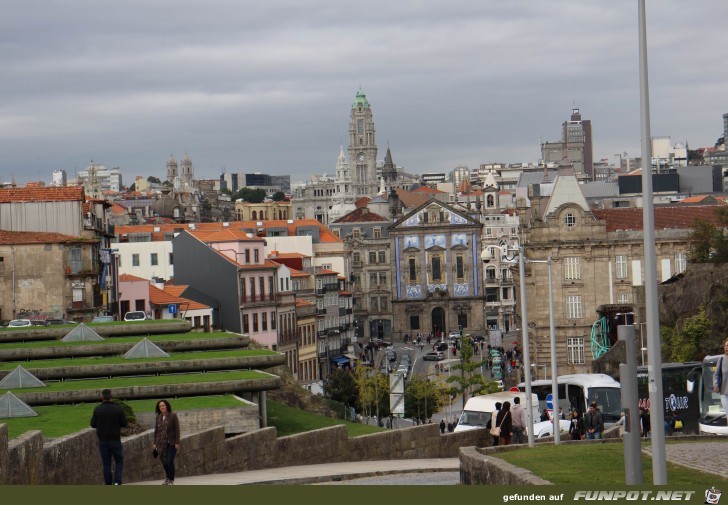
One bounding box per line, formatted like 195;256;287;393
149;285;210;310
0;186;84;203
119;273;149;282
592;205;726;232
195;228;263;243
355;197;371;208
0;230;87;245
413;185;445;194
333;207;388;223
315;268;339;276
395;188;430;209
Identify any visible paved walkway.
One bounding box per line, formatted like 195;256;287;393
133;458;460;485
643;440;728;479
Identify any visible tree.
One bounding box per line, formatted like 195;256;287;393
271;191;287;202
663;308;714;362
147;176;161;184
233;187;266;203
688;219;723;263
404;375;442;423
354;366;389;420
325;368;358;407
446;338;500;410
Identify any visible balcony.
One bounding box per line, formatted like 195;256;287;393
315;308;326;315
65;266;100;278
346;308;353;315
352;261;363;269
240;294;276;305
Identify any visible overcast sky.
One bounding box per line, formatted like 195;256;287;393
1;1;726;186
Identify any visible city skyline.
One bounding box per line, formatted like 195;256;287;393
1;1;726;185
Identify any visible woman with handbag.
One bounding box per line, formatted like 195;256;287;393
153;399;180;485
494;401;513;446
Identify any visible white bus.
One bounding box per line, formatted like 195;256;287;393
518;373;622;425
693;355;727;435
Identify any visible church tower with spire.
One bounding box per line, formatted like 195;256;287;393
166;155;178;182
348;87;378;197
380;145;398;196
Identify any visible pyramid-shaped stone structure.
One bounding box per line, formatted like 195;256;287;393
61;323;104;342
0;365;46;388
123;337;170;359
0;391;38;418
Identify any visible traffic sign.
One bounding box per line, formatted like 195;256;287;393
168;304;178;315
546;393;554;410
509;387;520;393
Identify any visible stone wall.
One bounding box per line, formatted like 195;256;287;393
136;403;260;435
0;422;490;484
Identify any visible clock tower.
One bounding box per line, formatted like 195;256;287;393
348;87;378;196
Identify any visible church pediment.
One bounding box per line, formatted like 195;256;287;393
391;199;480;230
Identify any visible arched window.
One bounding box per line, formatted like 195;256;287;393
252;210;257;220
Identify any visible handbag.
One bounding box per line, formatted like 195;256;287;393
674;419;683;430
716;357;723;389
490;411;509;437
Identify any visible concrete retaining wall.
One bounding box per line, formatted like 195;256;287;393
136;401;260;435
0;321;193;344
0;419;490;484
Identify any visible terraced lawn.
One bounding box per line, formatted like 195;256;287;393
0;331;244;349
0;369;271;395
0;394;247;439
0;348;277;370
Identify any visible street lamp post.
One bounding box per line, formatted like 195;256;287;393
482;245;535;447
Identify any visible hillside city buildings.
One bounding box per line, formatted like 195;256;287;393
1;91;728;389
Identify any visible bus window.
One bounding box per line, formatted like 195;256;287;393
588;388;622;422
568;385;586;414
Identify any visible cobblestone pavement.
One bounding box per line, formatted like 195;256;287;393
642;440;728;479
314;471;460;485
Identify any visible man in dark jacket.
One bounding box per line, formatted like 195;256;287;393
584;401;604;440
90;389;128;485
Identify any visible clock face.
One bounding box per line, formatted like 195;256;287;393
357;153;365;162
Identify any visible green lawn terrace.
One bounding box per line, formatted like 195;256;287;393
0;319;193;344
0;326;285;436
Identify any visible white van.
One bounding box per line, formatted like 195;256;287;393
454;391;539;433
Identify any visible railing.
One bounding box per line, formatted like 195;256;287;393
240;294;276;304
346;308;353;315
352;261;363;269
315;308;326;315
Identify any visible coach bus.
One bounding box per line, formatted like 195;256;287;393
637;362;701;434
518;373;622;425
694;355;727;435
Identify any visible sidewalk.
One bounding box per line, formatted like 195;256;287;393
132;458;460;485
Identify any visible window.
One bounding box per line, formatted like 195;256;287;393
410;315;420;330
567;337;585;364
373;228;382;239
369;273;377;288
262;312;267;331
353;252;360;263
259;277;265;299
378;272;387;286
379;296;388;311
132;254;140;267
502;287;509;300
566;295;583;319
150;253;158;266
564;257;581;280
501;267;511;280
431;256;442;282
253;313;259;332
378;251;386;264
243;314;249;333
675;252;687;274
369;251;377;264
357;119;364;134
409;258;417;282
485;266;496;281
254;249;259;263
370;297;379;312
456;255;464;279
616;255;628;279
245;249;251;263
271;312;277;330
169;253;174;265
486;287;499;303
564;212;576;228
249;278;256;298
617;294;629;304
353;229;361;239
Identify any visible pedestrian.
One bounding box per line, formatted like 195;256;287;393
639;407;651;438
439;418;446;434
447;421;454;432
585;402;604;440
90;388;128;485
153;399;181;485
511;396;526;444
487;402;502;446
713;338;728;417
569;409;585;440
540;408;550;422
495;401;513;446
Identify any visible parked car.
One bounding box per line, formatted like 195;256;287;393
45;319;74;326
530;419;572;439
399;354;411;365
423;351;445;361
435;342;448;352
8;319;32;327
91;316;114;323
448;330;461;339
123;311;148;321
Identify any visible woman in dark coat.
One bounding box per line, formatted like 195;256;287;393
153;399;180;485
496;401;513;445
569;409;585;440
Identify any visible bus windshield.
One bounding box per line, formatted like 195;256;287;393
588;387;622;422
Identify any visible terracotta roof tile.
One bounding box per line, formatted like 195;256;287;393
592;205;725;232
413;186;445;194
119;273;149;282
0;230;87;245
355;197;371;208
316;268;339;276
333;207;388;223
395;189;430;209
0;186;84;203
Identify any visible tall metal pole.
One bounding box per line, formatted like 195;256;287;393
518;246;535;447
547;257;559;444
638;0;667;484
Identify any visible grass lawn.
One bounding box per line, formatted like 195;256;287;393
494;442;728;487
0;369;270;395
267;400;385;438
1;395;247;439
0;331;244;349
0;348;276;370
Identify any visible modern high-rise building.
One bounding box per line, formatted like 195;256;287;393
541;107;594;180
